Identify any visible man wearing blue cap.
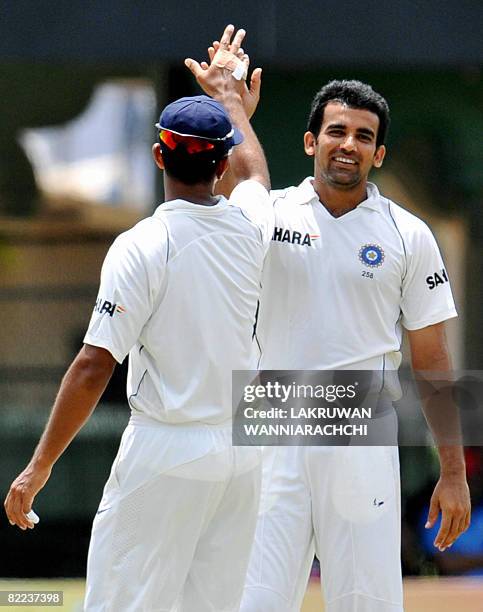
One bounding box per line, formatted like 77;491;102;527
5;25;272;611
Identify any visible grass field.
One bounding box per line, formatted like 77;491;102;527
1;577;482;611
304;577;483;612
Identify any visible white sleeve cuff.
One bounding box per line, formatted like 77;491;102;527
402;308;458;331
83;334;126;364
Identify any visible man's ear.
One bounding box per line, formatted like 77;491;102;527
303;131;317;157
152;143;165;170
215;157;229;180
373;145;386;168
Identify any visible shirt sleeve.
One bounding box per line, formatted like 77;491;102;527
401;223;457;330
228;180;274;246
83;232;161;363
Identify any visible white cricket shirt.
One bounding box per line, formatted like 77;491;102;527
256;178;457;371
85;180;273;424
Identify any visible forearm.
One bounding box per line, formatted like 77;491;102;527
411;335;465;475
415;378;465;472
418;382;465;475
4;345;116;529
31;346;115;470
218;91;269;189
214;164;238;197
409;324;470;548
184;25;268;192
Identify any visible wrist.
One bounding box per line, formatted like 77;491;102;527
217;88;243;108
440;460;466;479
438;446;466;477
30;453;54;472
440;467;466;479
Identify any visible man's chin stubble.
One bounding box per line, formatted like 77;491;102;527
322;171;362;190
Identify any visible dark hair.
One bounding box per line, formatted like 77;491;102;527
160;143;228;185
307;80;390;147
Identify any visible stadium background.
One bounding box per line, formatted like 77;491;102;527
0;1;482;610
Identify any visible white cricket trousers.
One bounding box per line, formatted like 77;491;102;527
241;444;403;612
84;414;261;612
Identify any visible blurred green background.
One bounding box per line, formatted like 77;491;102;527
0;0;482;585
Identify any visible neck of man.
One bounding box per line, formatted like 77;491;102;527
164;176;219;206
312;177;368;218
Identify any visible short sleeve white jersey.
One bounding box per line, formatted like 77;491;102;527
255;178;457;371
84;180;273;424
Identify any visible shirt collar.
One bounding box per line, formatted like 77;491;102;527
294;177;382;213
358;182;382;212
154;195;227;215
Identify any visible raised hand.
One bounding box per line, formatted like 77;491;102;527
185;25;249;101
185;24;270;194
208;40;262;119
185;25;262;118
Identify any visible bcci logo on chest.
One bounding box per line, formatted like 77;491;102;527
358;244;385;268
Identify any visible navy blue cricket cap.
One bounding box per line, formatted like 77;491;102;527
156;95;243;153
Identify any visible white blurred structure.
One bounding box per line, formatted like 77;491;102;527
20;80;157;211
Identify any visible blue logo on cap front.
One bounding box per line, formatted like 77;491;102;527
358;244;385;267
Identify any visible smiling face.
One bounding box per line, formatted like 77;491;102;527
304;102;386;191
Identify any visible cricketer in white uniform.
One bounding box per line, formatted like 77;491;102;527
83;132;272;611
4;26;273;612
239;80;470;612
83;159;272;610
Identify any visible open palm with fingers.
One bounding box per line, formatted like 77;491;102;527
185;24;262;118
